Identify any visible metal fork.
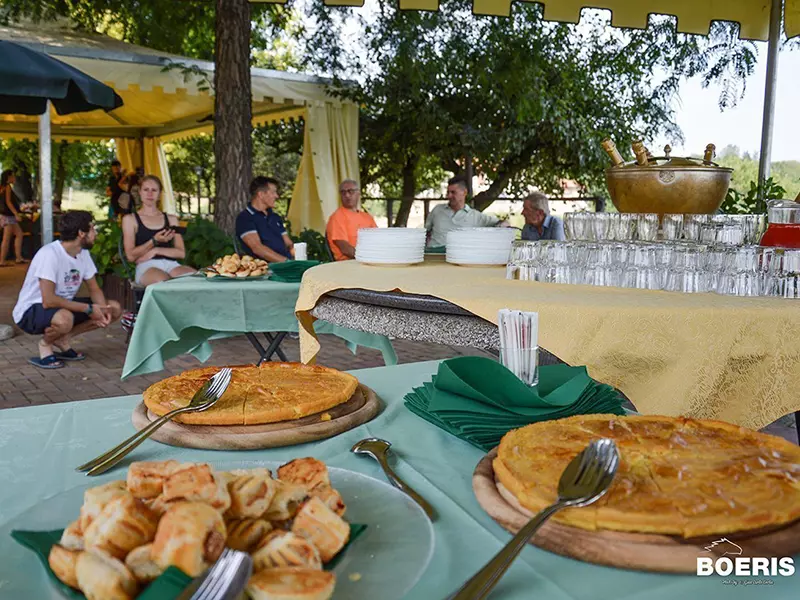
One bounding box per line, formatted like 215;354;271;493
178;548;253;600
448;438;619;600
76;368;233;477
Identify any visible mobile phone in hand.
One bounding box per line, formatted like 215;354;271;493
170;226;188;235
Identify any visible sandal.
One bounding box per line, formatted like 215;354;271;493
53;348;86;361
29;355;65;370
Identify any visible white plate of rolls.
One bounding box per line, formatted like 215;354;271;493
0;458;434;600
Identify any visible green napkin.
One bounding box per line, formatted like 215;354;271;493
425;245;446;254
11;524;367;599
405;356;625;451
268;260;321;282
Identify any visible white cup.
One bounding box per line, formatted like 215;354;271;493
294;242;308;261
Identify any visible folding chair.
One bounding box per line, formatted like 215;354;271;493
118;237;146;345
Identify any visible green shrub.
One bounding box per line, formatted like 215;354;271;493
182;216;235;268
90;219;130;284
721;178;786;215
284;219;330;262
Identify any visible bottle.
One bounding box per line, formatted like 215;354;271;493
703;143;716;164
601;138;625;167
631;141;649;166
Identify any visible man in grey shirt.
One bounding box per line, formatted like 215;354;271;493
521;192;566;241
425;177;508;247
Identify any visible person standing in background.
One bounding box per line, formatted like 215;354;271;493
0;169;26;265
106;160;125;219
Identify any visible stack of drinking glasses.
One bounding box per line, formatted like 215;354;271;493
506;240;800;298
564;212;767;245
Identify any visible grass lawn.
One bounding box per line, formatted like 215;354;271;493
61;188;107;220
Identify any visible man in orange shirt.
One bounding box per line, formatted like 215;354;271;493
326;179;377;260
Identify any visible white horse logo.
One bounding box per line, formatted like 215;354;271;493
703;538;743;556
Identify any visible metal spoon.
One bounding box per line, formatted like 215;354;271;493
448;438;619;600
351;438;436;520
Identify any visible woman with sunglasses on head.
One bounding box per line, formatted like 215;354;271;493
0;169;26;266
121;175;195;286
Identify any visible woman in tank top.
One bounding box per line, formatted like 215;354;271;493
121;175;195;286
0;169;26;265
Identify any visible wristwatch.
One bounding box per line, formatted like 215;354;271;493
85;304;93;315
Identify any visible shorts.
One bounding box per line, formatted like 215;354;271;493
0;215;18;227
16;296;91;335
135;258;182;284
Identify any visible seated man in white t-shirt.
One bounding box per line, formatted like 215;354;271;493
12;211;122;369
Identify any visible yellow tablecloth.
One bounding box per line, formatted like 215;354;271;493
296;260;800;430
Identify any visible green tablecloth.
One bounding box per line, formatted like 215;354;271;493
122;276;397;378
0;361;794;599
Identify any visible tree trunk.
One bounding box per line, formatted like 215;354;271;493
214;0;252;233
393;156;417;227
53;141;68;209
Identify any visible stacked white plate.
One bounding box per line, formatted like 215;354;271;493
356;227;426;265
446;227;517;266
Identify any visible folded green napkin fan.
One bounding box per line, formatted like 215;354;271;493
404;356;626;451
11;524;366;600
268;260;321;282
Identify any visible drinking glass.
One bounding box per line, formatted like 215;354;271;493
617;214;636;241
592;213;613;241
662;214;684;241
637;214;659;241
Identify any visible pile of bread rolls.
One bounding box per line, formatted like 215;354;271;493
205;254;268;278
48;458;349;600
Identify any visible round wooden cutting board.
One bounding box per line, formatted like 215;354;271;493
132;384;380;450
474;448;800;573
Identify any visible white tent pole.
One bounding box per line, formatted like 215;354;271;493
757;0;783;207
39;101;53;245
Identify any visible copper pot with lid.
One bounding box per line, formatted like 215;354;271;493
602;140;733;215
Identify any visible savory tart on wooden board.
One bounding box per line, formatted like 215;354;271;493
493;414;800;538
143;363;359;426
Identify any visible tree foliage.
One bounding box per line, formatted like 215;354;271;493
304;1;762;223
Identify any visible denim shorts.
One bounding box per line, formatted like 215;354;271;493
16;296;91;335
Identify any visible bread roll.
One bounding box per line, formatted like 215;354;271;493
251;530;322;572
162;463;231;513
265;481;308;522
83;494;158;559
79;481;128;531
246;567;335;600
227;470;277;519
277;458;330;491
151;501;226;577
225;517;272;553
75;549;138;600
60;519;84;550
48;544;80;589
127;460;180;499
124;543;163;583
309;486;346;517
291;497;350;563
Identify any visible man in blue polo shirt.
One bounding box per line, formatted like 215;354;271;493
236;176;294;263
520;191;566;241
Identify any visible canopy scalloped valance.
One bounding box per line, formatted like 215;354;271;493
252;0;800;41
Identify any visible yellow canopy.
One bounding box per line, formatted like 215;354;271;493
0;21;358;229
257;0;799;40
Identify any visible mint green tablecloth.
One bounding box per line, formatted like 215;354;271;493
0;361;794;599
121;276;396;378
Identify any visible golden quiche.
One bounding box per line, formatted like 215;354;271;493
494;414;800;537
143;363;359;426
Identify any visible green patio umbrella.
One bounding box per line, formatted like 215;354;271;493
0;40;122;245
0;40;122;115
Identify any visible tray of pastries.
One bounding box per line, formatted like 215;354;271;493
46;458;352;600
200;254;269;279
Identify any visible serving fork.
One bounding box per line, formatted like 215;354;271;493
178;548;253;600
76;368;233;477
448;438;619;600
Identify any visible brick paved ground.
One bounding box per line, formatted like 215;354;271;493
1;262;796;443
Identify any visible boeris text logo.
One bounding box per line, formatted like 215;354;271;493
696;539;795;577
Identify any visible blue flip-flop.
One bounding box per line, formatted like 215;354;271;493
54;349;86;361
28;355;65;369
